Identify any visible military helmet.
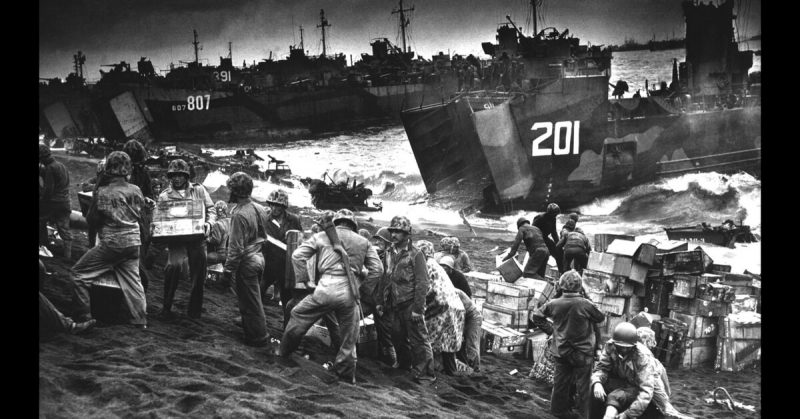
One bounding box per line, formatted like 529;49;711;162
516;217;530;228
122;139;147;163
96;158;106;174
568;212;579;222
358;229;372;240
226;172;254;198
439;255;456;270
546;202;561;215
167;159;191;177
104;151;132;177
415;240;435;259
372;227;393;244
389;215;412;233
440;236;453;250
214;200;229;218
333;208;358;231
558;270;583;293
450;237;461;248
564;219;577;231
266;188;289;207
611;322;639;348
39;143;51;160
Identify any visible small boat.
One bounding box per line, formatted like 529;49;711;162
217;149;293;185
306;174;382;212
664;221;758;248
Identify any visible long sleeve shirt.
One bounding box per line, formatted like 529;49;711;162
591;342;660;418
505;224;548;261
530;293;605;358
557;229;592;253
533;213;559;245
40;158;71;204
224;200;267;274
388;240;429;313
88;178;145;248
292;227;383;293
157;182;216;225
208;218;231;257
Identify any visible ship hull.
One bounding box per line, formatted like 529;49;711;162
401;77;761;211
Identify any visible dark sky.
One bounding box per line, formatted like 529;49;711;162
39;0;761;81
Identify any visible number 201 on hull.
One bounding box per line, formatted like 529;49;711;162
531;121;580;156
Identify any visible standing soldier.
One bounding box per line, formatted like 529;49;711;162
122;139;155;292
557;225;592;274
387;216;437;385
280;209;383;383
39;144;73;260
503;217;550;279
70;151;148;329
371;227;398;367
534;203;564;273
531;270;606;419
222;173;270;347
158;159;216;319
261;189;302;309
206;201;231;265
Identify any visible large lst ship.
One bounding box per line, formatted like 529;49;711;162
399;0;760;212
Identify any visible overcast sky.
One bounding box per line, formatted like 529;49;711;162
39;0;761;81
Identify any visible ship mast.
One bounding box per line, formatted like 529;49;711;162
228;42;232;60
73;51;85;79
192;29;200;66
300;25;305;51
392;0;415;53
317;9;330;57
531;0;537;36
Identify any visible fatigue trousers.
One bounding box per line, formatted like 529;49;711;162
552;350;594;418
39;291;72;338
39;200;72;244
457;308;482;371
362;300;395;359
595;375;681;418
392;300;436;382
564;248;589;274
234;252;269;344
70;243;147;325
261;249;286;300
545;238;564;273
281;274;360;381
163;240;207;317
284;288;341;349
523;247;550;278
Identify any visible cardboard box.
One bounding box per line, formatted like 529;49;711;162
668;295;729;317
151;199;206;242
588;252;617;274
672;274;707;298
481;321;528;356
587;291;628;316
645;278;673;316
465;271;501;298
669;312;720;338
481;303;529;330
487;281;536;310
593;234;634;253
605;240;657;266
497;258;523;282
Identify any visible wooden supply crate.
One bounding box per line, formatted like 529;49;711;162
535;280;557;308
605;239;657;266
487;281;536;311
151;199;206;242
587;252;647;284
697;282;735;303
481;302;529;330
660;250;706;276
587;291;628;316
480;321;528;356
668;295;729;317
652;318;689;368
625;296;644;317
645;278;674;316
593;234;634;253
465;271;502;298
545;264;560;281
653;240;689;254
514;277;549;295
730;295;758;314
720;317;761;340
669;312;720;338
497;257;524;282
715;337;761;372
526;330;550;361
678;337;717;369
672;274;707;298
710;264;732;273
582;269;635;296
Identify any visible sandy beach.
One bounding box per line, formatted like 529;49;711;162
38;153;761;418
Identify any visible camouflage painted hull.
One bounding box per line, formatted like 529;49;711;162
400;76;761;211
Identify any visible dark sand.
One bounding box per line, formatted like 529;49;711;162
38;153;761;418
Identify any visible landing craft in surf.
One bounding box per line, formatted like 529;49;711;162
399;0;760;212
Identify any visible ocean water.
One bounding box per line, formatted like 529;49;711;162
202;49;761;274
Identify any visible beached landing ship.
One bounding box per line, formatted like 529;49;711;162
400;0;760;212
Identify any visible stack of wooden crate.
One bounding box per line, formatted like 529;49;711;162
715;311;761;372
582;239;657;343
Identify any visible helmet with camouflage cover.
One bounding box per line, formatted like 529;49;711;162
372;227;393;244
415;240;435;259
333;208;358;231
266;188;289;207
546;202;561;215
167;159;191;177
105;151;132;177
389;215;412;234
226;172;253;198
122;139;147;163
450;237;461;248
214;200;229;218
440;237;454;251
96;158;106;175
558;269;583;293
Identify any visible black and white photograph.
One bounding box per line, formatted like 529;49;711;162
39;0;761;417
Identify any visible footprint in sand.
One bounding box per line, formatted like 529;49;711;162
175;394;205;414
64;375;102;396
